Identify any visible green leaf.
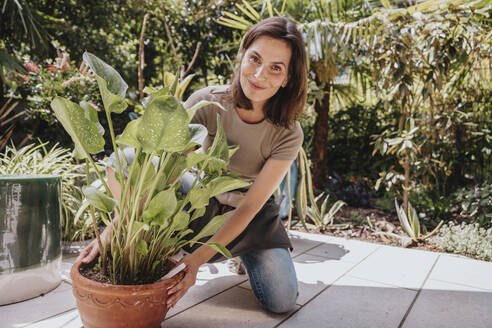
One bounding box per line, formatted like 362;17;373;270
116;118;141;148
50;97;105;159
136;240;148;256
82;186;117;213
172;211;190;231
186;152;210;168
193;215;227;242
79;101;104;135
187;100;225;124
142;188;177;225
137;95;190;153
205;242;232;258
207;175;250;197
83;52;128;114
188;188;211;209
202;115;230;174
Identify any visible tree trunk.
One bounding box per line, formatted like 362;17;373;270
312;82;331;189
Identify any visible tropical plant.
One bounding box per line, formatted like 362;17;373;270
50;52;247;284
0;142;101;241
393;199;443;246
369;4;492;211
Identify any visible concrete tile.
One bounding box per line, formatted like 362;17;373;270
288;234;322;257
61;255;78;264
0;283;76;328
305;239;379;263
428;254;492;291
347;245;439;290
279;275;416;328
289;230;349;244
402;279;492;328
23;308;82;328
238;254;355;306
166;261;247;317
164;286;298;328
61;261;73;284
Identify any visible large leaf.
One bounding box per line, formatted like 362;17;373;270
136;240;148;256
82;186;117;213
116;118;141;148
188;188;211;210
50;97;105;159
83;52;128;114
207;175;250;197
192;214;227;242
202;115;230;174
172;211;190;231
205;242;232;259
142;188;177;225
186;100;225;124
137;95;190;153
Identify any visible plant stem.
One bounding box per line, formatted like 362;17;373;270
85;161;106;274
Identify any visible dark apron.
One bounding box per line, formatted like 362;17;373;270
183;195;293;263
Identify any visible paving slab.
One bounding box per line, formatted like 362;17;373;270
0;282;76;328
427;254;492;291
23;308;83;328
347;245;439;290
289;233;323;257
166;261;248;317
278;275;416;328
402;279;492;328
305;239;379;263
240;253;357;306
164;287;298;328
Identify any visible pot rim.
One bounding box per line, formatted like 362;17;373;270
70;259;183;293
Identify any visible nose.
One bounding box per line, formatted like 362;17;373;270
254;65;266;80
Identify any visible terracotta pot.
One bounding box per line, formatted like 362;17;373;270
70;260;184;328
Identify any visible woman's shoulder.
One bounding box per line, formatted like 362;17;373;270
184;85;231;109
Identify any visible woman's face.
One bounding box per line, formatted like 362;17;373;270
239;35;292;110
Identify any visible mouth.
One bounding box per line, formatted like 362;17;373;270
248;80;266;90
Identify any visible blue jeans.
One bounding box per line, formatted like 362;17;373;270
240;248;298;313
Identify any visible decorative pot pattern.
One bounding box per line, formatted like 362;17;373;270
71;260;184;328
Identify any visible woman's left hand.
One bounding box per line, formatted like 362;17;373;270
166;253;201;309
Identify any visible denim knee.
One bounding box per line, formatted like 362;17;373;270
240;248;298;314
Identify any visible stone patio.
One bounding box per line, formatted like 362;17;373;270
1;230;491;328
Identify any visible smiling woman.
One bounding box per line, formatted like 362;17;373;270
165;17;309;314
76;16;309;317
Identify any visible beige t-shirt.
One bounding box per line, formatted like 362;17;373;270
184;85;303;180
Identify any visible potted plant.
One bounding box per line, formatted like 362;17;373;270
51;52;249;328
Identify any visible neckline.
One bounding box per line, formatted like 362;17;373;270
234;107;266;125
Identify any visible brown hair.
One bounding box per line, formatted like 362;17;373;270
230;17;308;129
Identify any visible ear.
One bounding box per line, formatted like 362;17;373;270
282;75;290;88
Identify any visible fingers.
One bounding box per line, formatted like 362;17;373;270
83;244;100;263
166;271;195;309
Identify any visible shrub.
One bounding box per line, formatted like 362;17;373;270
452;182;492;229
0;142;102;241
431;222;492;262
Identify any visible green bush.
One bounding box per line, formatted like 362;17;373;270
452;182;492;229
0;142;102;241
17;49;101;125
431;222;492;262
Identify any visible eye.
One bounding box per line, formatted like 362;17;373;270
248;54;260;64
271;65;282;73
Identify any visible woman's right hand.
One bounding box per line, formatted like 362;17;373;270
76;228;111;264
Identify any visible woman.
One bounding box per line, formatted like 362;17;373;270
79;16;308;314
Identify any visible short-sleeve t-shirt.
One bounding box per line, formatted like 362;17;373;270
184;85;303;180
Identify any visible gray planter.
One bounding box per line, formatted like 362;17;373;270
0;175;62;305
